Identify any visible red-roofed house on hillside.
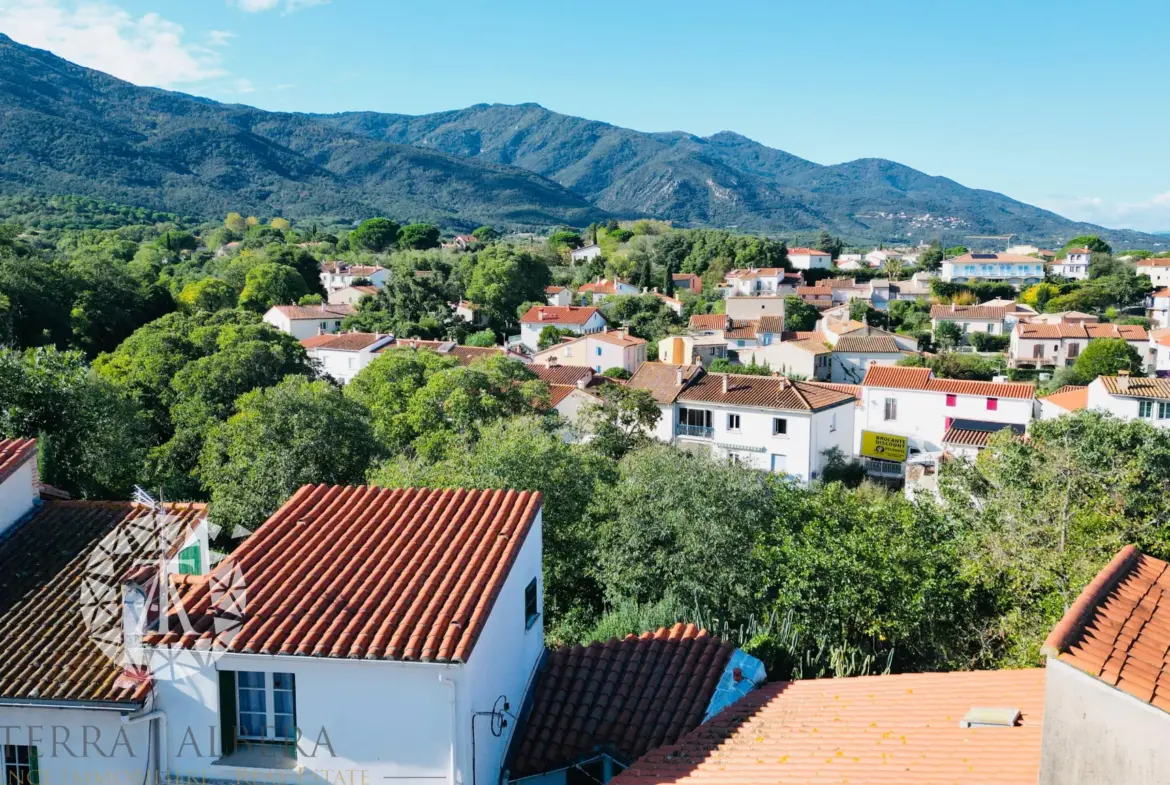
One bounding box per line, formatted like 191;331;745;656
318;261;388;292
263;303;355;340
148;484;546;783
1039;546;1170;783
519;306;607;352
786;247;832;270
1050;248;1092;280
577;278;638;304
301;331;396;383
1010;322;1151;371
671;273;701;293
544;285;571;307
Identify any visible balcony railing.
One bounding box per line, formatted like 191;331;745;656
675;423;714;439
864;458;904;478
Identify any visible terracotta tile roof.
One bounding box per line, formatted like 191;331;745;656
579;279;629;295
723;324;759;340
652;291;682;307
1137;258;1170;268
509;624;733;776
1152;288;1170;298
1042;546;1170;712
545;286;566;294
300;332;390;351
269;303;355;320
0;501;206;705
520;305;603;326
781;338;831;355
820;278;858;289
756;316;786;334
0;438;36;484
943;419;1026;447
796;286;827;296
781;331;820;341
931;304;1008;320
1016;322;1148;341
627;362;703;403
805;381;863;406
833;336;900;354
1065;247;1094;254
594;330;648;348
612;669;1046;785
531;365;594;386
546;385;583;408
824;318;866;336
679;374;854;412
861;366;1034;399
1041;385;1088;412
688;314;729;331
1097;375;1170;399
148;485;542;663
787;247;830;256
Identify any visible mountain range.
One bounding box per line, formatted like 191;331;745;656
0;33;1159;246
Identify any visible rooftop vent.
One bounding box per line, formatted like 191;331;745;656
959;707;1021;728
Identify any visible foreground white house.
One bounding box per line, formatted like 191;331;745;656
263;303;354;340
1086;373;1170;427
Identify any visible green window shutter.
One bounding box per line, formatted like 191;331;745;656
178;544;202;575
219;670;237;756
28;747;39;785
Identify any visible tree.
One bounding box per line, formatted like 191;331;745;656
538;325;576;349
815;231;844;261
934;320;962;349
1072;338;1143;381
265;245;326;297
245;216;260;228
344;348;459;451
848;299;869;323
969;332;1010;352
177;278;236;313
783;296;819;332
225;212;247;233
270;218;291;231
601;367;631;380
464;329;497;347
548;230;583;251
944;245;969;257
919;243;944;270
398;223;441;250
465;245;551;327
200;376;379;532
1020;282;1060;309
238;263;309;311
349;218;401;253
663;262;675;296
582;385;661;459
472;226;500;242
882;257;905;281
1065;235;1111;255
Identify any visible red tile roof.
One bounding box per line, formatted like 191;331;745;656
545;285;566;294
942;419;1026;447
594;329;648;348
520;306;603;326
579;279;630;295
627;362;703;403
300;332;390;351
0;438;36;485
832;336;901;354
530;365;594;386
1097;375;1170;399
1041;385;1088;412
757;316;785;334
0;501;206;705
931;304;1008;320
860;365;933;389
1137;258;1170;268
1042;546;1170;712
612;669;1046;785
510;624;733;776
269;303;355;320
1016;322;1148;341
679;374;855;412
861;366;1035;399
149;485;542;663
788;247;830;256
688;314;729;331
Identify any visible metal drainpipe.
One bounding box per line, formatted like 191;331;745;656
439;674;458;785
123;708;167;784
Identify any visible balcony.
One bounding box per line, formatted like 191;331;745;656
864;458;904;478
675;423;714;439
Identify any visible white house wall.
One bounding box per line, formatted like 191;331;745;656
0;704;151;784
830;352;902;384
0;459;37;536
858;387;1032;452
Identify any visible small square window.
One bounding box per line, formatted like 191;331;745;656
772;418;787;436
945;394;956;407
524;578;539;630
986;397;998;411
727;414;741;431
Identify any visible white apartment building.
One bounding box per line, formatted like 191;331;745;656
570;244;602;263
530;329;648;375
1135;258;1170;288
263;303;355;340
518;305;607;352
301;332;396;383
1049;248;1092;280
577;278;639;303
318;262;388;292
725;296;786;322
1086;374;1170;427
786;248;832;270
627;366;856;483
1009;322;1150;370
722;268;802;297
941;253;1045;285
742;338;832;380
930;304;1008;337
327;284;379;306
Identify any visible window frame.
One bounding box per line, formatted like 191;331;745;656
883;397;897;421
772;417;788;437
726;413;741;432
1139;400;1154;419
945;393;956;407
3;745;38;785
177;543;202;576
236;671;297;744
524;578;539;630
986;397;998;411
1159;401;1170;420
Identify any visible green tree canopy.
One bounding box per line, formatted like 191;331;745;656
177;278;236;313
238;263;309;312
1064;235;1112;254
464;329;497;347
582;384;661;460
398;223;441;250
783;296;819;332
1072;338;1144;381
349;218;401;253
472;225;500;242
465;244;551;327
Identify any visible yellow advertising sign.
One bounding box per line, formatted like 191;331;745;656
860;431;908;462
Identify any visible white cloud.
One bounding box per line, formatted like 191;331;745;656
231;0;329;12
232;77;256;94
1041;192;1170;234
0;0;226;87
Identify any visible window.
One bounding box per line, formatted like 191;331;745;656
737;340;745;347
962;323;971;333
772;418;787;436
319;321;327;330
348;357;356;369
596;347;602;357
1067;343;1080;359
986;397;998;411
3;746;38;785
564;346;572;357
678;408;712;428
945;394;956;407
177;543;202;576
1033;344;1044;359
883;397;897;421
236;671;296;742
524;578;539;629
1139;400;1154;418
829;412;837;433
1160;402;1170;420
727;413;741;431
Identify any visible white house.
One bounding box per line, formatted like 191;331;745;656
930;303;1008;338
722;269;802;297
1009;322;1150;370
664;372;857;483
724;296;786;322
1086;373;1170;427
1145;288;1170;330
1135;258;1170;288
865;249;900;268
454;300;488;327
857;365;1035;475
829;335;907;384
570;244;602;263
327;284;379;306
741;338;832;380
530;329;648;375
518;306;607;352
545;286;572;307
1151;330;1170;375
263;303;355;340
786;247;832;270
577;278;639;304
658;334;729;367
624;362;706;443
319;262;388;292
301;332;396;383
941;253;1045;285
1049;248;1092;280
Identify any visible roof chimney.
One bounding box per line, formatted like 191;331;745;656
721;374;729;394
576;376;588;390
1118;369;1130;392
676;367;684;386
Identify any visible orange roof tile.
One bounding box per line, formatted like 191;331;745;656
1043;547;1170;712
1016;322;1148;341
833;336;900;354
688;314;729;330
757;316;786;334
593;329;648;347
530;365;594;386
1097;375;1170;399
509;624;733;777
300;332;391;351
679;374;854;411
545;285;566;294
612;669;1046;785
0;501;206;705
520;305;603;326
0;438;36;484
931;304;1008;320
1136;258;1170;268
788;247;831;256
861;365;933;389
861;366;1035;399
269;303;355;320
1041;385;1088;412
627;362;703;403
148;485;542;663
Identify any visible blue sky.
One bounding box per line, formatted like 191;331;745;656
2;0;1169;232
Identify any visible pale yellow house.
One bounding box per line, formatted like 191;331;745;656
531;329;648;375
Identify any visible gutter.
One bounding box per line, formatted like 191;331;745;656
0;697;142;711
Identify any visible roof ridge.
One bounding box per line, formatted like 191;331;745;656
1041;545;1141;657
